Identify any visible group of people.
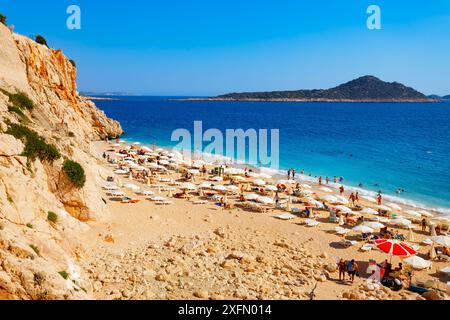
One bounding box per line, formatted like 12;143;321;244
337;259;360;283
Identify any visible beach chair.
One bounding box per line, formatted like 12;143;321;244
360;244;373;252
192;200;208;205
156;200;173;205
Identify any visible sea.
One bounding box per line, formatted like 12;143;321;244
95;96;450;216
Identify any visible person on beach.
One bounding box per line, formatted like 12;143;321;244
349;193;356;206
292;169;296;180
339;185;345;195
287;169;291;180
338;259;347;281
318;176;322;185
443;246;450;257
355;192;359;204
334;176;338;184
421;218;427;232
301;169;305;175
377;193;383;205
347;260;359;283
326;177;330;185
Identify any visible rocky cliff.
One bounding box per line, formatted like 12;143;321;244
0;24;123;299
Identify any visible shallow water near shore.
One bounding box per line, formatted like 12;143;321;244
95;96;450;215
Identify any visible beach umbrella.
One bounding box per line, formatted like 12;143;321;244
278;179;295;185
363;196;377;203
334;205;353;214
440;267;450;274
419;210;433;218
233;176;246;182
352;225;374;234
103;184;118;190
140;190;155;196
180;182;197;191
300;184;312;189
247;172;261;178
405;210;421;218
319;187;333;193
226;185;240;192
334;195;349;205
211;176;223;182
159;160;170;166
198;182;213;189
386;203;402;211
125;183;140;191
320;195;338;203
253;179;267;186
259;173;272;179
430;225;437;237
362;221;385;229
213;185;228;192
110;190;125;197
361;207;379;215
188;169;201;175
114;169;129;175
265;185;278;192
244;193;259;201
431;236;450;247
378;205;392;211
403;256;432;270
336;226;351;234
257;196;274;205
391;218;412;226
150;196;167;202
374;239;417;257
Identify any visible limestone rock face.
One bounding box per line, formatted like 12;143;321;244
0;23;123;299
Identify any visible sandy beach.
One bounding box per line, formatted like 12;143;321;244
74;141;450;300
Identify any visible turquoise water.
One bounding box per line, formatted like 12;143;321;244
96;97;450;214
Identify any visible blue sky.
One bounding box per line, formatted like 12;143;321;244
2;1;450;95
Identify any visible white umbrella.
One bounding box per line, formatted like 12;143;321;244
188;169;201;175
253;179;266;186
180;182;197;191
244;193;259;201
259;173;272;179
125;183;140;191
405;210;421;218
233;176;246;182
334;195;349;205
110;190;125;197
386;203;402;211
440;267;450;274
363;196;377;203
403;256;432;270
419;210;433;218
334;205;353;214
431;236;450;247
391;218;412;226
140;190;155;196
321;195;338;203
300;184;312;189
363;222;385;229
319;187;333;193
150;196;167;202
198;182;213;189
378;205;392;211
352;225;374;233
265;185;278;191
226;185;240;193
114;169;129;175
103;184;118;190
361;207;379;215
213;185;228;192
246;172;260;178
257;196;274;205
211;176;223;182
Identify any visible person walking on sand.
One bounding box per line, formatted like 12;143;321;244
292;169;296;180
287;169;291;180
349;193;356;207
355;192;360;204
318;176;322;185
421;218;427;232
347;259;359;283
326;177;330;185
377;193;383;205
339;185;345;195
338;258;347;281
334;176;338;184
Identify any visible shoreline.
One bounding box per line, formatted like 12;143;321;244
114;137;450;217
181;98;437;103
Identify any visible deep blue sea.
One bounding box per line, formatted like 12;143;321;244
96;96;450;215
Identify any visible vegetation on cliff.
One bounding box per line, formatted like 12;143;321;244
5;122;61;163
63;159;86;188
35;34;48;47
215;76;430;102
0;13;6;25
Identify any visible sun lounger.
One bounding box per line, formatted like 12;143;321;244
155;200;173;205
276;213;296;220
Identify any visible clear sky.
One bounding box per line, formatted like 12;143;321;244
2;1;450;96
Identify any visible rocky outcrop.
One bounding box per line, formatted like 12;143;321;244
0;23;122;299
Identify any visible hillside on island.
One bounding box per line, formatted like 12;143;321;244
211;76;431;102
0;23;122;299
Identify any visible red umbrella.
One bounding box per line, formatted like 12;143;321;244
374;239;417;257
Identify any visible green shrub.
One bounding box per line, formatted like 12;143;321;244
47;211;58;223
63;160;86;188
26;223;34;229
1;90;35;110
58;271;69;280
35;35;48;47
69;59;76;68
0;14;6;25
8;106;29;123
29;244;40;256
6;123;61;163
